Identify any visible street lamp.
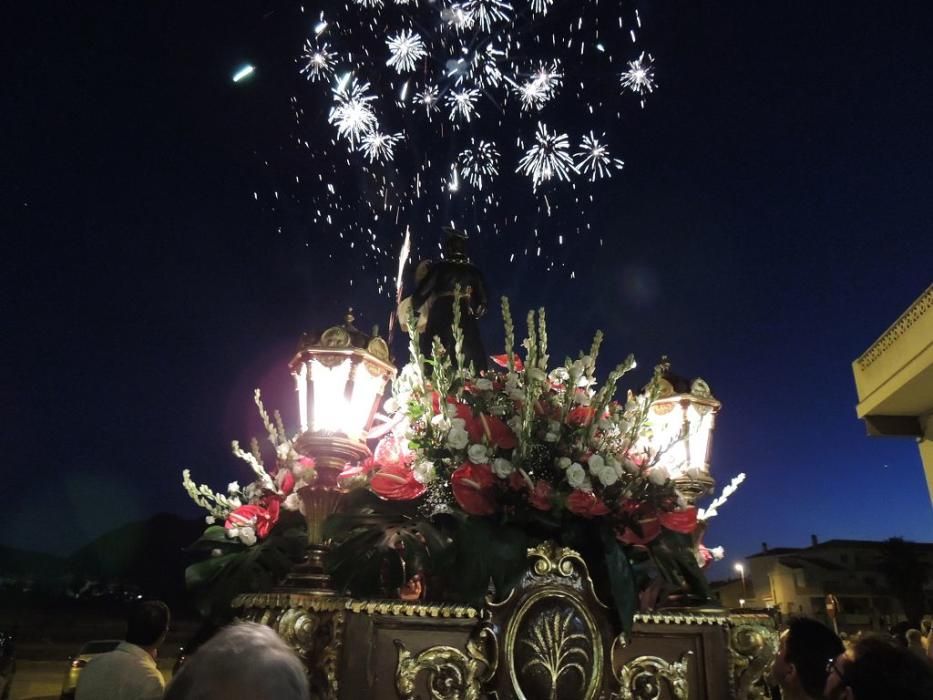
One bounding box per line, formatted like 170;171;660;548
646;368;721;505
289;310;396;588
734;562;747;596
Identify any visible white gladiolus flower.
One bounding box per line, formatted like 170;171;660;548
493;457;514;478
581;354;594;369
507;416;522;433
447;427;469;450
467;444;488;464
573;389;591;406
647;466;670;485
227;481;240;494
549;367;569;383
709;546;725;560
276;443;292;461
566;462;586;488
229;497;242;508
238;527;257;546
587;454;605;474
474;378;493;391
526;367;547;383
283;493;302;511
598;466;618;486
413;460;437;484
205;515;216;524
556;456;572;470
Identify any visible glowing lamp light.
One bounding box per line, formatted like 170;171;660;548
288;311;396;556
647;369;721;505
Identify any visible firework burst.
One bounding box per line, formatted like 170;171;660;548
574;132;624;181
445;87;481;123
529;0;554;16
458;140;500;189
467;0;513;33
620;52;656;95
516;122;578;190
386;29;427;73
300;41;336;82
514;59;563;111
329;76;378;147
359;130;404;163
414;84;440;117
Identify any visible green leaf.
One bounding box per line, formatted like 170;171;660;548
602;527;637;635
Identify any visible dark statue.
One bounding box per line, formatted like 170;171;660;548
409;230;488;373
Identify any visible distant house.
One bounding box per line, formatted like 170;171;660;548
712;536;933;631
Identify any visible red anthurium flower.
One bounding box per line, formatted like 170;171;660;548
465;413;517;450
491;354;525;371
276;468;296;497
451;463;498;516
697;544;714;569
528;481;554;511
566;406;596;427
658;507;698;534
338;457;376;481
615;502;661;545
507;471;527;492
566;490;611;518
370;464;426;501
374;433;413;469
225;498;280;540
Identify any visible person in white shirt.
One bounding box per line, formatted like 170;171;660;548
163;622;309;700
76;600;170;700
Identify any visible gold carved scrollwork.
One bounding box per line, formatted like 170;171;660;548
729;620;777;700
394;628;495;700
615;653;691;700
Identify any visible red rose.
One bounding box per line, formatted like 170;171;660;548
566;406;596;427
451;463;498;516
566;490;610;518
528;481;554;511
658;507;698;534
370;464;426;500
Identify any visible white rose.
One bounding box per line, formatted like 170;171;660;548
544;432;559;443
431;413;451;430
227;481;240;494
492;458;514;478
507;416;522;434
548;419;561;433
580;476;594;493
283;493;302;511
447;427;469;450
598;466;618;487
445;403;460;418
474;378;494;391
467;444;488;464
587;454;605;474
566;462;586;488
226;527;239;539
507;388;524;401
556;457;572;470
450;417;467;431
238;527;257;546
607;457;623;476
647;466;670;485
413;460;437;484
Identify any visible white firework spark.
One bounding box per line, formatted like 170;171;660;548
458;140;500;189
516;122;578;190
353;0;384;7
359;130;404;163
442;3;475;32
514;59;563;111
574;132;624;181
470;43;505;88
386;29;427;73
329;76;379;147
620;52;656;95
529;0;554;16
300;41;336;82
445;87;481;123
467;0;513;33
414;84;440;117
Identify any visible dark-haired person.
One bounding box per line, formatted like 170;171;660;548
76;600;170;700
770;617;844;700
824;636;933;700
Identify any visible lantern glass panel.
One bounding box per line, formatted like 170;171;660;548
347;362;386;438
686;403;715;472
309;358;352;433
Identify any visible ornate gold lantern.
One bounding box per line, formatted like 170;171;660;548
288;310;396;587
647;370;720;505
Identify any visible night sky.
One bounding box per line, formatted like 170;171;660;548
5;1;932;580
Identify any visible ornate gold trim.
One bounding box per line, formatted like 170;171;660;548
395;630;495;700
232;593;480;619
728;617;778;700
615;652;691;700
633;611;730;626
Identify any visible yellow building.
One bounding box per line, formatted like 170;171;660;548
714;537;933;631
852;283;933;503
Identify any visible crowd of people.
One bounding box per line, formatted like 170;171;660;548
76;600;933;700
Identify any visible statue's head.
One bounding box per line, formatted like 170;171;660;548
442;227;469;261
